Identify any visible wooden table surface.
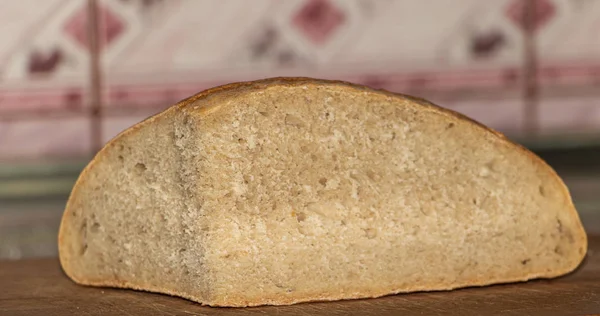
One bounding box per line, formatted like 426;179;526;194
1;236;599;316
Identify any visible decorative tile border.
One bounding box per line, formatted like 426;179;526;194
0;0;599;160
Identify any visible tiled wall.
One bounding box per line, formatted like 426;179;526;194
1;0;599;161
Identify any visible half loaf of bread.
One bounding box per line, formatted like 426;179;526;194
59;78;587;307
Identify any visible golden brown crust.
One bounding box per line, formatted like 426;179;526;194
64;266;583;307
58;77;588;307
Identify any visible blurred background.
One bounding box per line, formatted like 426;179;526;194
1;0;599;259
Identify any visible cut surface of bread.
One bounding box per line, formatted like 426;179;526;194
58;78;587;307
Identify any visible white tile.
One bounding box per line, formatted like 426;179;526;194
0;117;90;160
0;0;90;112
539;96;600;134
101;0;524;108
536;0;600;87
537;0;600;63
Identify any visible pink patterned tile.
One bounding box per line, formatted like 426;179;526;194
64;3;125;51
0;0;91;114
100;0;525;110
506;0;556;32
533;1;600;133
292;0;345;45
0;117;90;160
536;0;600;87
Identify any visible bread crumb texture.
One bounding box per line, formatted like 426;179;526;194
58;78;587;307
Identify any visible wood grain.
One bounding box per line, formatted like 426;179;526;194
1;236;599;316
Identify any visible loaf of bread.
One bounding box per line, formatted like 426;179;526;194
58;78;587;307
